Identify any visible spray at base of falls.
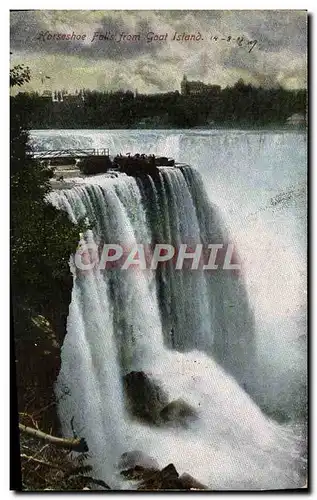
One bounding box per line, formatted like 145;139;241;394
50;166;305;490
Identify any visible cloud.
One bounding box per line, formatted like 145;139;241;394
133;60;170;91
10;10;307;92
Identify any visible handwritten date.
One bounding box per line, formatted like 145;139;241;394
210;35;258;53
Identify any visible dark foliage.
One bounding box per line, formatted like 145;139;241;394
10;65;80;310
10;65;90;491
10;81;306;129
10;65;30;88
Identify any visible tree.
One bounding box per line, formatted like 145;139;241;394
10;64;30;87
10;65;82;332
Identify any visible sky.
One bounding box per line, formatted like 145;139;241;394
10;10;307;94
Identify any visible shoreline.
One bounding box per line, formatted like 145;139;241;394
30;125;307;132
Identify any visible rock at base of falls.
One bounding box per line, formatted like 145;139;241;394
123;371;168;424
118;450;160;471
123;371;199;428
160;398;199;427
178;473;209;490
137;463;181;490
120;461;208;490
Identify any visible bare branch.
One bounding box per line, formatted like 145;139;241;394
19;423;89;453
21;454;65;470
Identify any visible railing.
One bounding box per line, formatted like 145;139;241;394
30;148;110;159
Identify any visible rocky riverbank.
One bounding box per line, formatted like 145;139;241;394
119;454;208;491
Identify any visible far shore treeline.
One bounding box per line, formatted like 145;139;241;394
11;79;306;129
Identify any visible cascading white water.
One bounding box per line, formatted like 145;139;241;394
48;162;305;490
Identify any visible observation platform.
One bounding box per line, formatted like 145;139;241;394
30;149;178;187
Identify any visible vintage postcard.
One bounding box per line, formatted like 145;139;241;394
10;10;307;491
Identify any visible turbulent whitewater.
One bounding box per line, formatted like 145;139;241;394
43;129;306;490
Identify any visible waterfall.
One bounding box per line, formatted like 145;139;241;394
48;165;305;490
50;168;255;381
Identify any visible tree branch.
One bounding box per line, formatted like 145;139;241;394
19;423;89;452
20;454;65;470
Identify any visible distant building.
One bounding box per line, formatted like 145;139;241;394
181;75;221;96
41;89;52;98
42;89;86;103
52;90;63;103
